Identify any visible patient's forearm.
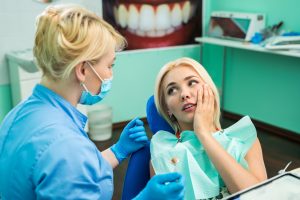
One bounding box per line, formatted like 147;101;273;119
197;133;266;193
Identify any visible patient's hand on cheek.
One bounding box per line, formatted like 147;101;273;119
193;84;215;137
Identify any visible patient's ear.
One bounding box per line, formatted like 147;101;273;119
74;62;86;82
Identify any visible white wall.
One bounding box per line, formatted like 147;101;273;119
0;0;102;85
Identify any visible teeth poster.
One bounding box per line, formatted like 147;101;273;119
103;0;202;50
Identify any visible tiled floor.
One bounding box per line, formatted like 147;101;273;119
93;117;300;200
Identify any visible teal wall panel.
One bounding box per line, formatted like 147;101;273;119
202;0;300;133
223;49;300;133
0;45;200;123
0;85;12;122
202;44;224;89
101;45;201;122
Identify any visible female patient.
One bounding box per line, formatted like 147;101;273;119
150;57;267;199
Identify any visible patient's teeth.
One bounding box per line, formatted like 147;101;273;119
171;3;182;27
128;5;139;30
118;4;128;28
182;1;191;23
156;4;171;31
139;5;155;31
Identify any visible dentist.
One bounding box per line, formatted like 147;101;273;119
0;4;184;200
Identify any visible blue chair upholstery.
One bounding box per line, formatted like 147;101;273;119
145;96;174;134
121;95;174;200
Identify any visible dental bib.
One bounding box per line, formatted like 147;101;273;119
150;116;256;200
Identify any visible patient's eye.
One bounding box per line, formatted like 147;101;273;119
167;87;178;95
188;79;199;87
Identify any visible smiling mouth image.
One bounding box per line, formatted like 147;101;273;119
112;0;200;49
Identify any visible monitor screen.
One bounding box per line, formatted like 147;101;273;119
208;16;251;40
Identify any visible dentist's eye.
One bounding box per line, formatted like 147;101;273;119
108;63;115;69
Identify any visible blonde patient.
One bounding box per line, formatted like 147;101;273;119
150;57;267;199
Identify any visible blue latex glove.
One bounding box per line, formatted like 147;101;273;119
133;172;185;200
111;118;148;163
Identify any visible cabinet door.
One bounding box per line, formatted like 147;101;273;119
20;78;41;100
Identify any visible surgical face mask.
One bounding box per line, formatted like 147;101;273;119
79;62;113;105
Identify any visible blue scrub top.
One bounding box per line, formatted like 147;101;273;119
0;84;113;199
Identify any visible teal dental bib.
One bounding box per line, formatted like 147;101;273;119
150;116;256;200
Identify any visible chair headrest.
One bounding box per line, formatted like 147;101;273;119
146;95;174;134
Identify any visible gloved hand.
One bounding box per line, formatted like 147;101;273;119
133;172;185;200
111;118;148;163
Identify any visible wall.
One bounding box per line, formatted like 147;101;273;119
0;0;200;123
0;44;200;122
2;0;299;134
202;0;300;133
0;0;102;122
101;45;200;123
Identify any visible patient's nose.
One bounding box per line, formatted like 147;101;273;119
181;90;190;101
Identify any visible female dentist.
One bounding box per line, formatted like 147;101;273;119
0;4;184;200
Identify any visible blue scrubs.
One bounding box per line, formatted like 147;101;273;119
0;84;113;199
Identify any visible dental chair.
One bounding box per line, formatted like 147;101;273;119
121;95;174;200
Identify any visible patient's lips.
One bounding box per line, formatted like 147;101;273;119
182;103;196;112
113;0;198;49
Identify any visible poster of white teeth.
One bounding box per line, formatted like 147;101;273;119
102;0;202;50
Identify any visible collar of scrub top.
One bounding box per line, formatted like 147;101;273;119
34;84;88;133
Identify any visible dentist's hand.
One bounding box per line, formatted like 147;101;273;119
111;118;148;163
133;172;185;200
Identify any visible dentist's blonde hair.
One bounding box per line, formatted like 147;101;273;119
33;4;126;80
154;57;221;133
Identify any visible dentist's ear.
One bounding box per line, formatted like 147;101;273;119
75;62;87;82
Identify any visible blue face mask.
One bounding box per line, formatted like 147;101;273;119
79;62;113;105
